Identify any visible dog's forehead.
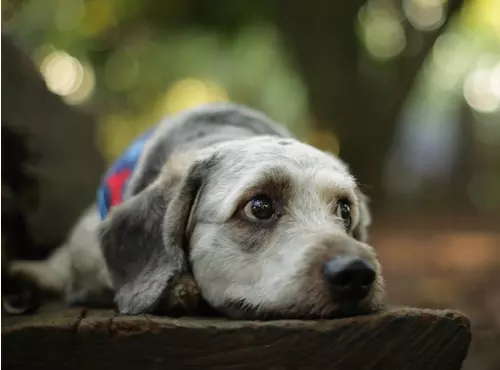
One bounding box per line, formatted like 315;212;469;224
205;136;357;202
216;136;348;172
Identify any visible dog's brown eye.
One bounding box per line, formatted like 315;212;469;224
336;199;351;229
243;195;275;221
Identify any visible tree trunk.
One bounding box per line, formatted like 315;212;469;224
273;0;466;209
1;33;106;250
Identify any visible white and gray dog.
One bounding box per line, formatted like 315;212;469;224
9;102;385;319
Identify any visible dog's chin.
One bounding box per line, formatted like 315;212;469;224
219;300;385;321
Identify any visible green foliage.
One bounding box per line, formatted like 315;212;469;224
4;0;307;160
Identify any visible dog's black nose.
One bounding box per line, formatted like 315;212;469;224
323;256;375;303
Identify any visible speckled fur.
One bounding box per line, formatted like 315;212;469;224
9;102;385;318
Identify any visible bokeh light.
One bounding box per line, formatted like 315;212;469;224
464;0;500;39
78;0;117;37
431;33;470;90
3;1;500;368
463;68;500;114
490;62;500;99
359;4;406;60
40;50;95;104
403;0;446;32
161;78;229;115
65;63;96;105
41;51;83;96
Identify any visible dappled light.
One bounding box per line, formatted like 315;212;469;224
358;2;406;60
403;0;446;32
432;33;469;90
491;63;500;98
2;0;500;368
40;50;95;104
463;67;500;113
161;78;229;115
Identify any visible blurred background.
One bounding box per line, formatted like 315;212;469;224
1;0;499;368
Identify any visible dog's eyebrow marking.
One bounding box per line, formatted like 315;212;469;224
312;169;357;204
235;166;293;204
221;166;293;221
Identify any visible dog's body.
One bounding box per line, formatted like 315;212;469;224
9;103;385;319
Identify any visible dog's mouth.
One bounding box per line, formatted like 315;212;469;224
218;299;384;321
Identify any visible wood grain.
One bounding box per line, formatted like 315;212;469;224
2;307;471;370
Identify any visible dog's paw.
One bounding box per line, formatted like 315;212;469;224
162;274;201;315
2;270;42;315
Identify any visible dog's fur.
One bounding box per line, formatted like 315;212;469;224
9;103;385;319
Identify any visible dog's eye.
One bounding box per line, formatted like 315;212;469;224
243;195;275;221
336;198;351;229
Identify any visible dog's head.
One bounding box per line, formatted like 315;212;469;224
100;136;385;319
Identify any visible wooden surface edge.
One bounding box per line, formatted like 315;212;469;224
2;305;471;332
2;306;472;370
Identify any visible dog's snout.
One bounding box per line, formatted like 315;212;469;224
323;256;375;303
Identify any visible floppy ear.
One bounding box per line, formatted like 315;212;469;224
99;154;214;314
353;190;372;243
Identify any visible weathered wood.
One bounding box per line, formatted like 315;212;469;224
2;307;471;370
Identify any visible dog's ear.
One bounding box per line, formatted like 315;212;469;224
353;189;372;243
99;153;215;314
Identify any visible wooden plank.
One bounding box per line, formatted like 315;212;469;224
2;307;471;370
2;306;85;369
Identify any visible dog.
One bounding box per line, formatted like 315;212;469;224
8;102;385;319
